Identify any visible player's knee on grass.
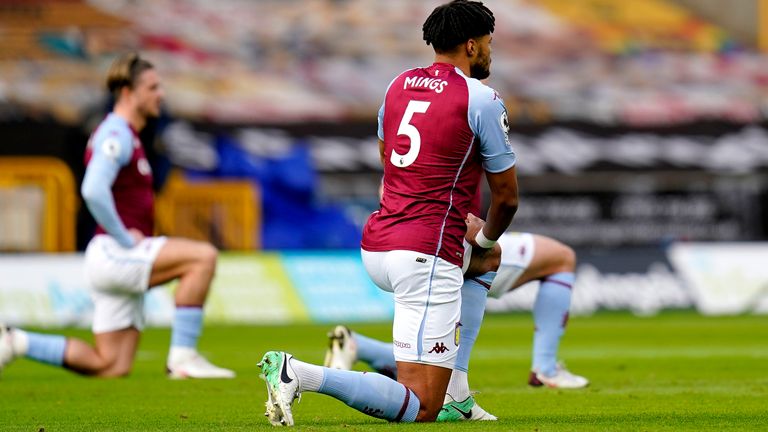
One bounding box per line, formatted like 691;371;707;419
66;354;131;378
98;363;132;378
98;350;135;377
398;363;452;422
415;393;445;422
417;404;440;421
397;378;443;422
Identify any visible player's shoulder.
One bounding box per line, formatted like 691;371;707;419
91;115;133;145
95;113;132;136
464;77;503;106
88;114;135;162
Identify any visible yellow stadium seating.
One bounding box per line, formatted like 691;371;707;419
155;172;261;251
0;157;77;252
535;0;728;52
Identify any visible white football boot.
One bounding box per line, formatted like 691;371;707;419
323;325;357;371
529;362;589;389
167;349;235;379
0;326;17;374
258;351;301;426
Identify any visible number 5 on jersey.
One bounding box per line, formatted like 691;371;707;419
391;100;431;168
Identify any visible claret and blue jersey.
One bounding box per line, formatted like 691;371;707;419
363;62;517;267
82;113;155;247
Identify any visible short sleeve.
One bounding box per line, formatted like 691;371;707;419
377;102;385;141
467;85;516;173
91;128;134;167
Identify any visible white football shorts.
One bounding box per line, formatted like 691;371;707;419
84;234;167;333
487;232;535;298
361;248;463;369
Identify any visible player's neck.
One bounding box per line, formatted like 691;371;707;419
433;53;470;77
112;104;146;133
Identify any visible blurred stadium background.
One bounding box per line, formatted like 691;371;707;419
1;0;768;328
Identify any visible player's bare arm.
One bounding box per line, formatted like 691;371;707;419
475;165;518;247
378;138;386;166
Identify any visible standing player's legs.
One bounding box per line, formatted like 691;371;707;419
147;237;233;378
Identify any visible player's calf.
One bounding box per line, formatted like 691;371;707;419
397;362;453;421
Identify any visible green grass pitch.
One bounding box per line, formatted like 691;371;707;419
1;311;766;431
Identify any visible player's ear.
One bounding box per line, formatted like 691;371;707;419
465;39;476;57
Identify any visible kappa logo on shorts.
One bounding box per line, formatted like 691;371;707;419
428;342;449;354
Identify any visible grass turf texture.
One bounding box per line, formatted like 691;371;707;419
1;311;766;431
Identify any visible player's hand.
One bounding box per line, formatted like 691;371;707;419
464;213;502;277
128;228;145;246
465;212;486;247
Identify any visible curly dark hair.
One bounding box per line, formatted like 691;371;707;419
422;0;495;53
